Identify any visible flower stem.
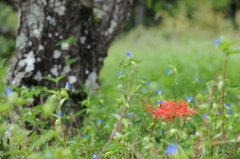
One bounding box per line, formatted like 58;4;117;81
150;119;157;137
99;68;135;157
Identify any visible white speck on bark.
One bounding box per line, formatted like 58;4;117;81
103;5;108;11
80;36;86;44
38;44;44;51
34;71;42;81
37;57;41;62
33;29;41;38
28;41;32;46
87;45;91;49
48;33;52;38
46;16;56;25
85;72;99;93
64;65;70;74
55;32;59;36
18;51;36;72
61;43;69;50
84;30;88;34
59;35;63;39
85;69;89;74
50;65;58;76
98;57;103;62
53;3;66;16
12;72;25;85
53;50;61;59
93;8;105;19
16;33;28;50
68;76;77;84
108;20;117;34
27;3;44;38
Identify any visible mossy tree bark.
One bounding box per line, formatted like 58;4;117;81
5;0;135;122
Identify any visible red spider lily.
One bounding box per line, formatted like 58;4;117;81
143;100;197;122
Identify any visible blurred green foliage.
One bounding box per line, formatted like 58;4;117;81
0;2;17;59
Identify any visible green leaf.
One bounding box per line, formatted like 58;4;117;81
120;95;129;107
227;49;240;55
45;90;59;95
225;87;240;95
0;58;6;68
60;98;67;107
121;118;130;128
56;36;76;46
43;77;57;83
56;75;66;82
3;150;27;156
74;109;86;117
112;113;121;120
66;58;80;65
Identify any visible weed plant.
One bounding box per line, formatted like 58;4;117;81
0;37;240;158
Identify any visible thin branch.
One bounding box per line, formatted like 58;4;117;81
0;25;16;38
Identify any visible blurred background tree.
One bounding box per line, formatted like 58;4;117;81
1;0;239;61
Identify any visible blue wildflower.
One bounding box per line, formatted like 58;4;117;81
214;39;221;45
225;103;230;107
186;97;194;101
97;119;103;123
1;137;5;139
141;88;146;92
165;69;171;74
118;72;122;76
38;154;42;157
165;143;177;155
156;101;162;104
197;78;202;82
156;90;162;94
92;153;99;159
146;82;150;84
65;82;71;89
6;88;13;95
202;113;208;118
159;130;162;134
127;113;134;117
48;152;53;157
82;135;87;138
70;138;73;140
55;113;63;116
126;52;132;57
228;110;233;113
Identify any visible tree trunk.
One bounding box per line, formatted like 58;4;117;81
7;0;134;122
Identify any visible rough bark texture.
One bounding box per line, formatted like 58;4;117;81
7;0;134;121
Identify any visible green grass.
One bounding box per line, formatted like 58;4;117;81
100;25;240;105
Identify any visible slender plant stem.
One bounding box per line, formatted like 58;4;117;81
57;99;66;146
221;55;228;155
99;68;135;157
150;119;157;138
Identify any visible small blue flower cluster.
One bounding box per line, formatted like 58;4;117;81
92;153;99;159
65;82;71;89
202;113;208;118
186;97;194;101
214;39;221;45
6;88;13;95
225;103;233;113
165;69;171;74
126;52;132;57
165;143;177;155
55;113;63;116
